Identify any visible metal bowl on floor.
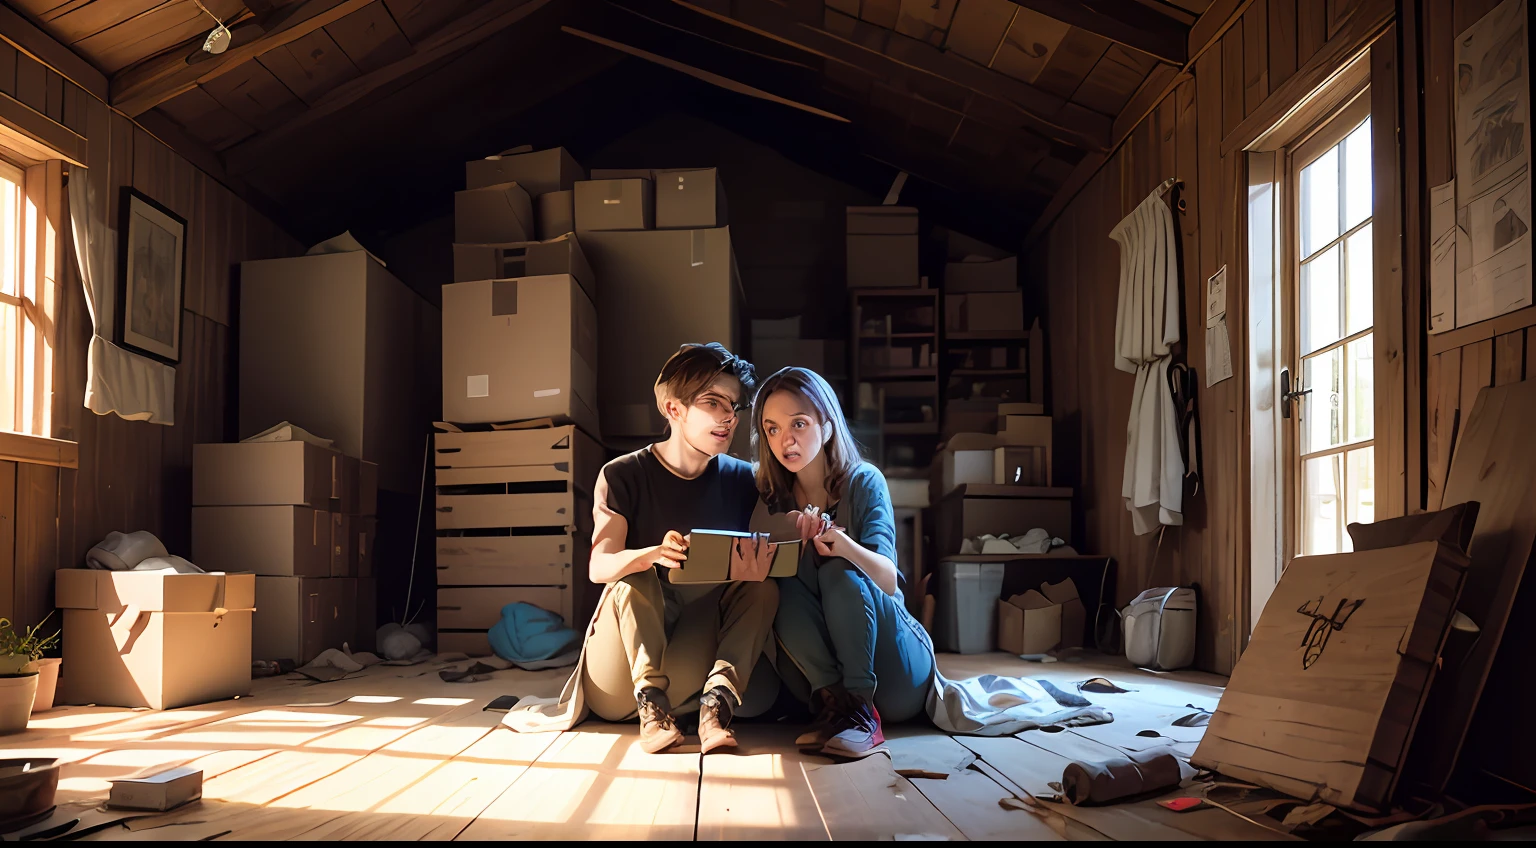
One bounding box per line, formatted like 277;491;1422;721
0;757;60;832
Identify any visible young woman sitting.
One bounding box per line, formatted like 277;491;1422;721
751;366;935;757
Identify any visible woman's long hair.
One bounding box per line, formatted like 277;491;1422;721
751;367;864;513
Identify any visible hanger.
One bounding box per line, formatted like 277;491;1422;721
1156;177;1188;213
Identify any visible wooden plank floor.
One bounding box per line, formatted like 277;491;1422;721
3;652;1282;842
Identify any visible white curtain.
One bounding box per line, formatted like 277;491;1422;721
1110;190;1183;535
68;166;175;424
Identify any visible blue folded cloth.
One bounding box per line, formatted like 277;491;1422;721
487;602;579;665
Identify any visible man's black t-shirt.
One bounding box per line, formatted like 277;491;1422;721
597;447;760;555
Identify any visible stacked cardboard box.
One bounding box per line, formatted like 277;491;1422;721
750;315;847;388
190;441;377;664
434;425;600;655
847;206;919;288
571;166;737;441
447;147;600;439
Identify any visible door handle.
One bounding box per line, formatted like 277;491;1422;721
1280;368;1312;419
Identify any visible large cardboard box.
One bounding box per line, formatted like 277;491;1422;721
465;146;584;194
945;256;1017;292
997;590;1062;655
56;570;254;709
536;189;575;240
355;461;378;516
252;576;349;665
193;441;340;508
1001;414;1052;485
192;506;332;577
581;228;739;437
239;251;439;494
575;178;654;231
455;182;534;244
330;513;353;577
847;206;919;288
654;168;727;229
956;291;1025;333
451;233;595;300
934;433;997;501
441;274;599;435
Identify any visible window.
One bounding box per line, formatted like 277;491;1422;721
0;156;54;438
1287;93;1374;556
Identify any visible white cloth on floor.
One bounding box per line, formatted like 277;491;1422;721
86;530;168;571
502;583;1108;735
1110;190;1185;535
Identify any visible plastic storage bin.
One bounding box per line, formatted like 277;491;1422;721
932;560;1006;653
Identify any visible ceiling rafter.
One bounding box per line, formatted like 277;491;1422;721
1009;0;1191;64
219;0;551;176
666;0;1112;152
109;0;379;116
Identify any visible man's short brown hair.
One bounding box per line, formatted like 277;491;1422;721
653;343;757;415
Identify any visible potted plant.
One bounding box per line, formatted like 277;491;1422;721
0;615;60;733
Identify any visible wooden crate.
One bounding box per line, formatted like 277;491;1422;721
437;585;572;631
434;425;601;491
1191;540;1467;811
436;534;577;587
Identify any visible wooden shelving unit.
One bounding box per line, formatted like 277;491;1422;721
850;288;941;471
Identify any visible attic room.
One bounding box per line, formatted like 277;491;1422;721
0;0;1532;840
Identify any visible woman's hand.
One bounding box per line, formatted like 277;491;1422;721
729;534;777;582
812;526;846;558
648;530;689;570
788;507;834;543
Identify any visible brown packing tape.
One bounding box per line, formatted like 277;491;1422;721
605;181;622;204
691;229;706;267
492;279;518;316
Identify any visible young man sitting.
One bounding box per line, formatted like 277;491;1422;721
573;343;778;753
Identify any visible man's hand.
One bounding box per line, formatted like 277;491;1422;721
729;533;777;582
649;530;689;570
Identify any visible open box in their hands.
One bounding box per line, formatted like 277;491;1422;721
669;530;801;584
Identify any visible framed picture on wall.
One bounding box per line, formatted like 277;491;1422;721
117;187;186;364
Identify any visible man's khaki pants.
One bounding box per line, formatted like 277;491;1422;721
582;567;779;721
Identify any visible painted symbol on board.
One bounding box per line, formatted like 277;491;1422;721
1296;597;1365;669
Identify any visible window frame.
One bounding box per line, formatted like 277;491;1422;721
1281;87;1375;560
0;150;59;442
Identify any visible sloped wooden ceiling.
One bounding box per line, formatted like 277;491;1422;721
9;0;1207;244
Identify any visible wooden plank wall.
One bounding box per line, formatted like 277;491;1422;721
0;52;302;627
1418;0;1535;513
1028;0;1405;674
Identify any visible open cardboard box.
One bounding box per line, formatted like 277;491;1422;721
670;531;800;584
997;589;1061;655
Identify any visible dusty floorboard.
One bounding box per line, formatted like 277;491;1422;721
6;652;1262;841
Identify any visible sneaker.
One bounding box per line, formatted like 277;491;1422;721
636;687;684;754
820;695;885;759
795;686;850;749
698;686;738;754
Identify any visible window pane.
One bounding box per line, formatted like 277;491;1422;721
1348;335;1374;443
0;175;17;297
1301;244;1342;352
0;306;14;432
1344;118;1372;232
1301;146;1340;258
1345;224;1374;337
1303;453;1343;555
1303;346;1344;453
1346;448;1376;548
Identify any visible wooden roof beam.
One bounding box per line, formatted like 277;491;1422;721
1010;0;1189;65
109;0;378;116
220;0;553;176
668;0;1112;152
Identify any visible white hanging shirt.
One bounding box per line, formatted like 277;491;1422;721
1110;191;1185;535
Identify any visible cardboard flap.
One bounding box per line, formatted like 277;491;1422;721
55;570;255;613
1040;578;1080;605
1005;589;1055;611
